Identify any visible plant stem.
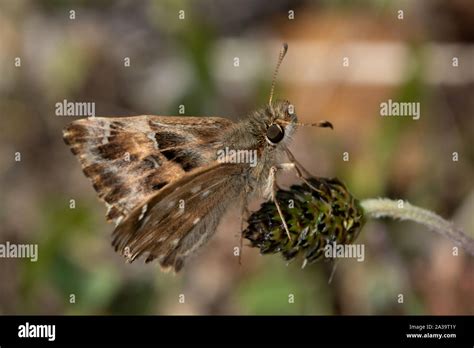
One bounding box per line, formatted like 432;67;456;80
360;198;474;256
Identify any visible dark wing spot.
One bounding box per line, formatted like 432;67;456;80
161;149;178;161
106;205;123;221
97;142;124;160
92;182;103;192
110;121;125;130
83;163;103;178
104;185;130;204
154;132;188;150
143;172;168;191
99;171;121;187
63;136;72;146
63;124;90;145
92;173;120;196
161;149;201;172
107;122;125;140
152;182;168;191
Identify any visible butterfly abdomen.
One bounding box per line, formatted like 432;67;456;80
244;177;365;266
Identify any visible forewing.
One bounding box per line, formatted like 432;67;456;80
63;115;233;225
112;162;245;272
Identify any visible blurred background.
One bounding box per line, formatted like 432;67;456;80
0;0;473;315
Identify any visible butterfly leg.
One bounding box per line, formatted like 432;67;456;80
269;165;294;241
284;148;326;194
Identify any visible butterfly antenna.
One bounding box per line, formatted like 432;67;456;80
268;43;289;106
280;120;334;129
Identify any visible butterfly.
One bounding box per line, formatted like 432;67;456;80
63;43;333;272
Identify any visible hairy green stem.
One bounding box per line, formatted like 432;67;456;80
360;198;474;256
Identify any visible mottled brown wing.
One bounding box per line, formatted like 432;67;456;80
63;115;234;225
112;162;245;272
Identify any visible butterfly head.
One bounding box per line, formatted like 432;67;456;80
263;100;297;146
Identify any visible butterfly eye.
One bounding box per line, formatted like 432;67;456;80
266;124;285;144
